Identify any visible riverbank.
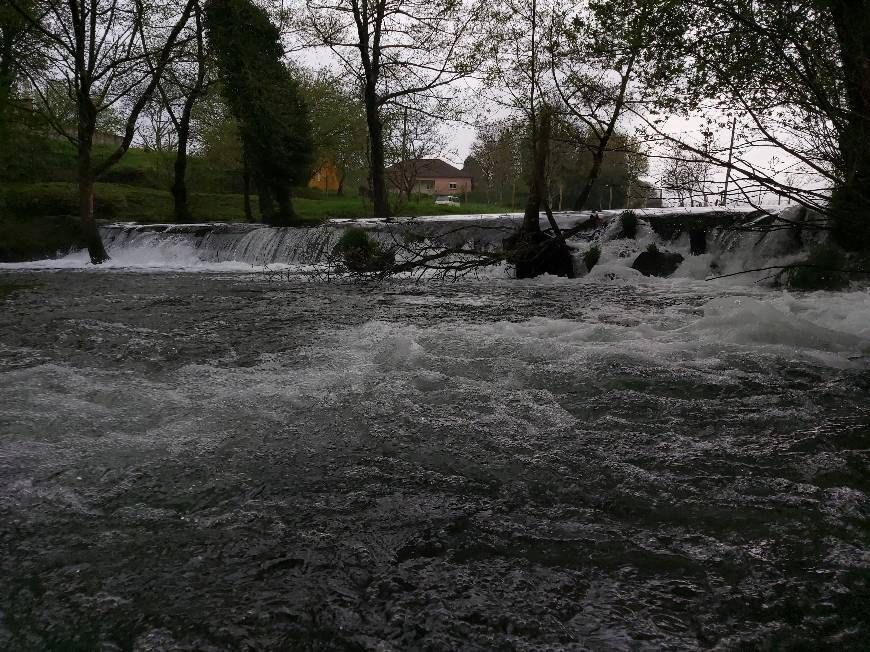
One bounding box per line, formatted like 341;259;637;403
0;183;515;261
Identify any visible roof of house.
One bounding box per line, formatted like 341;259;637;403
385;158;474;179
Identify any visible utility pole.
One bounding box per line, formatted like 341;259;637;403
722;117;737;206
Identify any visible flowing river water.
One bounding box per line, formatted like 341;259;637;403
0;217;869;650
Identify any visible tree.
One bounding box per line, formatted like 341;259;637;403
480;0;574;277
205;0;314;226
155;0;210;222
549;0;682;222
0;0;40;137
384;103;451;202
468;121;524;205
302;0;479;219
298;67;368;197
11;0;196;263
636;0;870;248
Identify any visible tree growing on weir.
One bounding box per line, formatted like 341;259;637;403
301;0;481;220
9;0;196;263
480;0;574;277
205;0;313;226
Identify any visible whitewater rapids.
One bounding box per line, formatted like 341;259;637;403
0;213;868;648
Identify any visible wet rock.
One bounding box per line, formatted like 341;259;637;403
504;231;575;279
631;250;684;277
689;229;707;255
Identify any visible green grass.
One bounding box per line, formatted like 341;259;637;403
0;182;514;224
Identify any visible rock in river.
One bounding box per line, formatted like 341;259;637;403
631;249;685;277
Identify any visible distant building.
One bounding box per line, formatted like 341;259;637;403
385;158;473;196
309;161;342;193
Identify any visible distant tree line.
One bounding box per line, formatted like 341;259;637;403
1;0;869;271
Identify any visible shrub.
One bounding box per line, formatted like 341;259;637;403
647;242;659;254
334;227;395;273
786;244;849;290
0;215;83;262
620;210;638;238
583;245;601;271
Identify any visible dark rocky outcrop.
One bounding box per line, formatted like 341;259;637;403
689;229;707;255
504;231;575;279
645;210;744;240
631;249;684;277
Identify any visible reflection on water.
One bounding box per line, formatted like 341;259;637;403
0;270;868;649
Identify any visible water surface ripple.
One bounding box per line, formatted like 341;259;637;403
0;271;868;650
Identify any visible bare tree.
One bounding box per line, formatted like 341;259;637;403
301;0;480;219
384;103;451;202
12;0;195;262
153;0;209;222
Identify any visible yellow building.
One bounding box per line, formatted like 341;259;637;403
309;161;342;193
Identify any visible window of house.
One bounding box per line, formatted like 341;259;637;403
449;182;457;189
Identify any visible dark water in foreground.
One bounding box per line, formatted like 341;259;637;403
0;270;868;650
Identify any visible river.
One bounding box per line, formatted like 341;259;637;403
0;216;868;649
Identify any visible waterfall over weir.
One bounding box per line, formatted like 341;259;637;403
95;207;815;275
97;213;547;267
100;222;341;266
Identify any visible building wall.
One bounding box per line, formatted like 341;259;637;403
412;178;436;195
309;162;341;192
392;176;473;196
434;177;471;195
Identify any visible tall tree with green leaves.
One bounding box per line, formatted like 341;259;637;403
0;0;38;138
298;67;368;196
205;0;313;226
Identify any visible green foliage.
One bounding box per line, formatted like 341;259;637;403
334;227;395;273
620;210;638;238
583;245;601;270
297;67;368;188
647;242;659;254
0;215;82;262
205;0;314;223
786;245;849;290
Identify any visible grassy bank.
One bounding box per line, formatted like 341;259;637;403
0;182;514;261
0;182;514;223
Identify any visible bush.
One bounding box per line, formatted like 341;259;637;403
786;244;849;290
647;242;659;254
334;227;395;273
0;215;83;262
620;210;638;238
583;245;601;271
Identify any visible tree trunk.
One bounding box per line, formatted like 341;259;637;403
256;176;274;224
830;0;870;250
77;99;108;264
336;169;346;196
242;156;253;221
508;107;572;279
0;40;12;139
172;127;191;222
572;152;605;212
79;170;108;264
274;182;296;226
364;83;390;219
